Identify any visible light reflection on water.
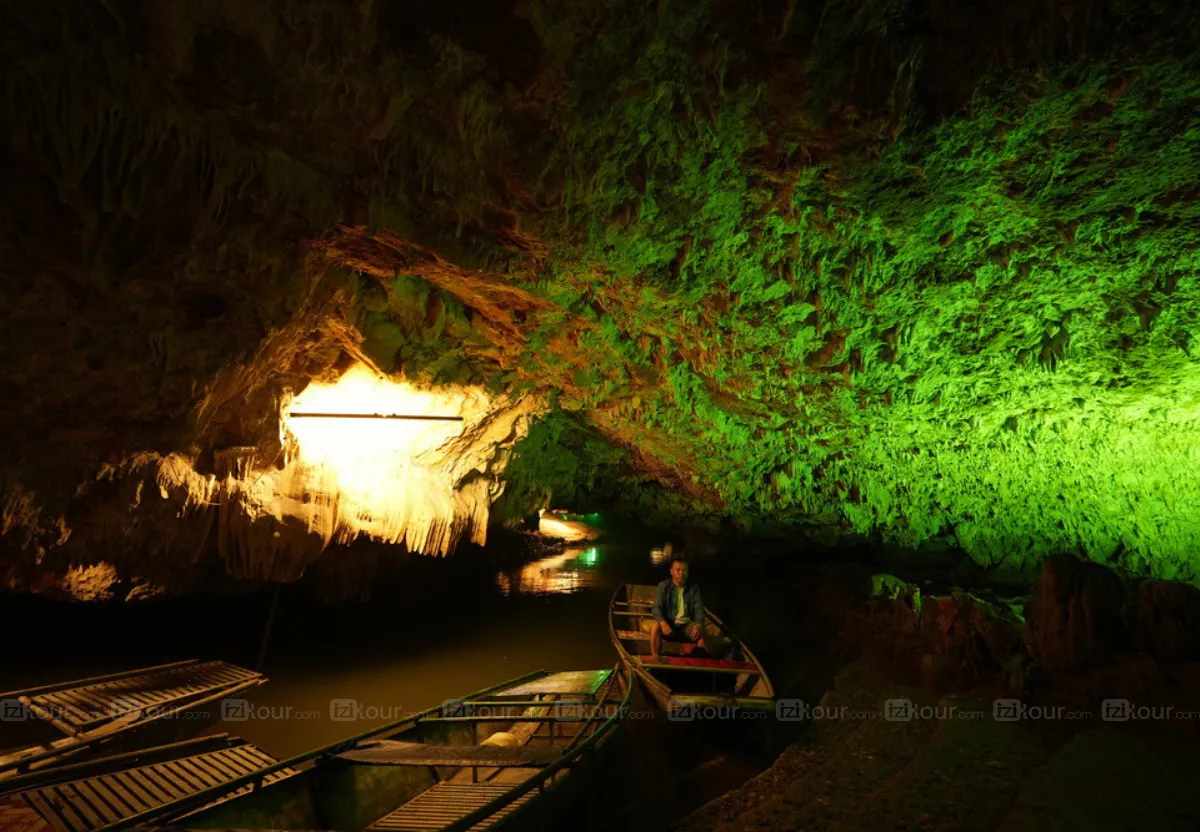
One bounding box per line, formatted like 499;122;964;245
649;542;674;566
495;545;602;596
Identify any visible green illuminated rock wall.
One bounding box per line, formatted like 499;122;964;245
499;2;1200;580
3;0;1199;581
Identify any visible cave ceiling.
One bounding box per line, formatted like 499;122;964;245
2;0;1200;594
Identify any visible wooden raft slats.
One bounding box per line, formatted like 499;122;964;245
24;661;261;731
19;745;292;832
0;662;203;702
44;692;100;713
187;755;229;787
61;785;103;829
160;761;204;793
24;788;82;831
82;780;129;817
369;782;538;831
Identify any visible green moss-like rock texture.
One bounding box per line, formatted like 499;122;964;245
3;0;1200;581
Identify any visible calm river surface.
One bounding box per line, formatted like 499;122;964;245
1;537;828;829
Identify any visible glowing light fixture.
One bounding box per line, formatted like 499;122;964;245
278;365;480;552
288;412;463;421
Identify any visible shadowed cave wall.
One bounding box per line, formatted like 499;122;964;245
2;0;1200;598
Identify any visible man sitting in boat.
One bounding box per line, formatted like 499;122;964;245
649;557;713;659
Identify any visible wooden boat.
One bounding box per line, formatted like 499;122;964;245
609;583;774;713
0;660;265;785
102;666;631;831
0;734;293;832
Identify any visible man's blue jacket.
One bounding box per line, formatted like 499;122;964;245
652;579;705;628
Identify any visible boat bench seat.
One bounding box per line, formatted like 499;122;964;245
334;741;562;768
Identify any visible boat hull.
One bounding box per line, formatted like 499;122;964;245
121;668;632;832
0;661;263;786
609;584;776;720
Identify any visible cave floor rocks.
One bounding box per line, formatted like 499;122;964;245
676;659;1200;832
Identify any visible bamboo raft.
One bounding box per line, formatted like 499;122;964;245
609;583;775;713
0;735;293;832
99;667;631;832
0;660;265;784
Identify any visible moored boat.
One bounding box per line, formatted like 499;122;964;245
609;583;775;713
103;665;631;831
0;734;293;832
0;660;265;785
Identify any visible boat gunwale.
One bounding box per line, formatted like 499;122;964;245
0;660;204;701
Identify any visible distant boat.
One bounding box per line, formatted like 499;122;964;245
0;660;264;785
101;666;631;831
609;584;775;713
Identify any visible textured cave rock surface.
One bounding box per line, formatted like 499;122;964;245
822;556;1200;714
2;0;1200;597
677;660;1200;832
680;559;1200;832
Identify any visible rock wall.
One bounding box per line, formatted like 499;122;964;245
833;556;1200;716
3;2;1200;593
0;284;543;599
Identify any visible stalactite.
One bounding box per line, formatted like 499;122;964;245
196;369;544;580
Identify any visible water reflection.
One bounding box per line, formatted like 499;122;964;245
649;542;674;566
495;546;602;596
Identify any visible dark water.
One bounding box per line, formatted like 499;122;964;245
1;537;834;829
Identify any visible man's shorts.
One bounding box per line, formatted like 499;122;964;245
640;617;701;642
664;624;702;643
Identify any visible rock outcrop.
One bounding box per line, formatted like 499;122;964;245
1025;555;1131;671
835;557;1199;699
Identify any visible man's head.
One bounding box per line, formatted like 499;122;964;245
669;557;689;587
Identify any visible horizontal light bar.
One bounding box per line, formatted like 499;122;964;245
288;412;463;421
